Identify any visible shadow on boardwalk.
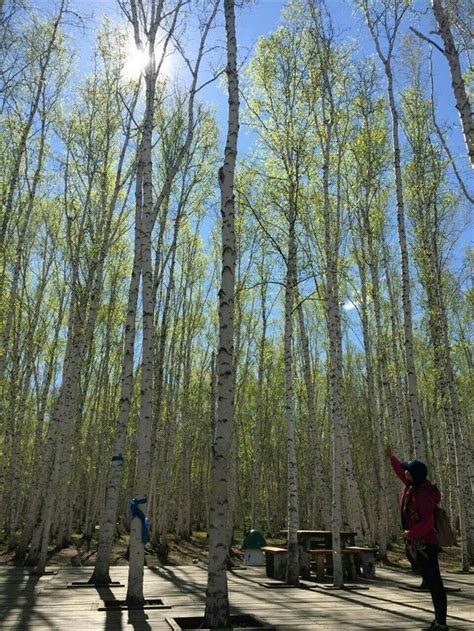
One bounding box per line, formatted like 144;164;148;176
0;564;472;630
0;567;53;629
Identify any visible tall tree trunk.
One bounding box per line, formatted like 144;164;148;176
126;59;156;603
327;277;343;587
204;0;239;625
15;287;65;560
363;2;426;461
297;299;329;528
431;0;474;165
89;240;141;584
384;64;425;460
251;263;268;531
285;217;299;585
381;236;410;453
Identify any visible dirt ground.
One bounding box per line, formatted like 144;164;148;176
0;532;244;569
382;540;467;572
0;533;467;572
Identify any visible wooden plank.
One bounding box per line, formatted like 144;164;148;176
0;564;471;630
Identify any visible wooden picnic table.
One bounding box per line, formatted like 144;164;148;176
279;530;356;546
293;530;356;547
279;530;358;579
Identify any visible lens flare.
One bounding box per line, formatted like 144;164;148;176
122;43;149;80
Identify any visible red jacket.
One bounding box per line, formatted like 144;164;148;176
390;456;440;545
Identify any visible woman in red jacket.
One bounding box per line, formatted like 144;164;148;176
386;445;448;631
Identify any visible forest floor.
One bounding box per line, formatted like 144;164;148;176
0;533;469;573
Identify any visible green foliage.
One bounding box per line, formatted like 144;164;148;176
1;0;472;549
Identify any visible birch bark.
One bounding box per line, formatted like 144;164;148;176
285;216;300;585
90;221;141;584
204;0;239;624
95;0;218;581
251;260;268;530
381;237;410;453
362;0;426;461
297;299;329;528
126;28;158;603
0;0;65;254
431;0;473;165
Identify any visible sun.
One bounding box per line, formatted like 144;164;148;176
122;42;150;81
122;36;175;82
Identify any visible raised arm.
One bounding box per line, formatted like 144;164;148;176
389;456;409;485
385;444;408;485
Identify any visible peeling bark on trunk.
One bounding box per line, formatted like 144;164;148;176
363;2;426;461
285;219;300;585
204;0;239;625
90;243;141;585
251;266;268;531
297;299;329;528
431;0;474;165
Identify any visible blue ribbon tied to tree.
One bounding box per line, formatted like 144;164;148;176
130;497;149;544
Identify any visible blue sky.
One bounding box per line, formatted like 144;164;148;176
56;0;470;173
34;0;472;263
25;0;471;349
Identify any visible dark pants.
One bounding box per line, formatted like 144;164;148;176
417;543;447;625
405;543;421;574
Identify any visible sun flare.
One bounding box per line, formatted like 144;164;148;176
122;37;175;82
122;43;150;81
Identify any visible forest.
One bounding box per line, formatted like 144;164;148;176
0;0;472;625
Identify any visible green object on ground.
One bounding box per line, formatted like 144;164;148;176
242;529;267;549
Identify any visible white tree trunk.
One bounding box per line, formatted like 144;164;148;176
90;244;141;584
297;299;330;528
431;0;474;165
327;285;344;587
126;62;156;603
251;266;268;530
354;250;388;554
384;64;425;461
204;0;239;625
363;2;426;461
285;221;300;585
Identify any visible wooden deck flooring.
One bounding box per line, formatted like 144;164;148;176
0;564;472;630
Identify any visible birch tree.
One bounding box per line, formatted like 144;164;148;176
348;61;393;556
401;64;474;566
204;0;239;625
119;0;219;605
359;0;426;461
245;8;313;583
0;0;67;263
28;34;137;572
429;0;473;165
305;0;371;583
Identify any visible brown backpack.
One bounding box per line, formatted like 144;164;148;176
409;484;456;549
433;505;456;548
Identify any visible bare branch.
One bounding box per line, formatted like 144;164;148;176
409;26;444;55
429;50;474;204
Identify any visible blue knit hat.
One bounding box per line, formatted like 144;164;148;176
400;459;428;483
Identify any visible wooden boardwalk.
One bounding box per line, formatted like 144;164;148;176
0;564;472;630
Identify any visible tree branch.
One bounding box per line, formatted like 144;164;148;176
409;26;444;55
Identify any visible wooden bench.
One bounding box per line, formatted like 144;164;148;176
309;549;357;580
343;546;377;579
261;546;287;581
309;549;333;580
309;548;376;581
